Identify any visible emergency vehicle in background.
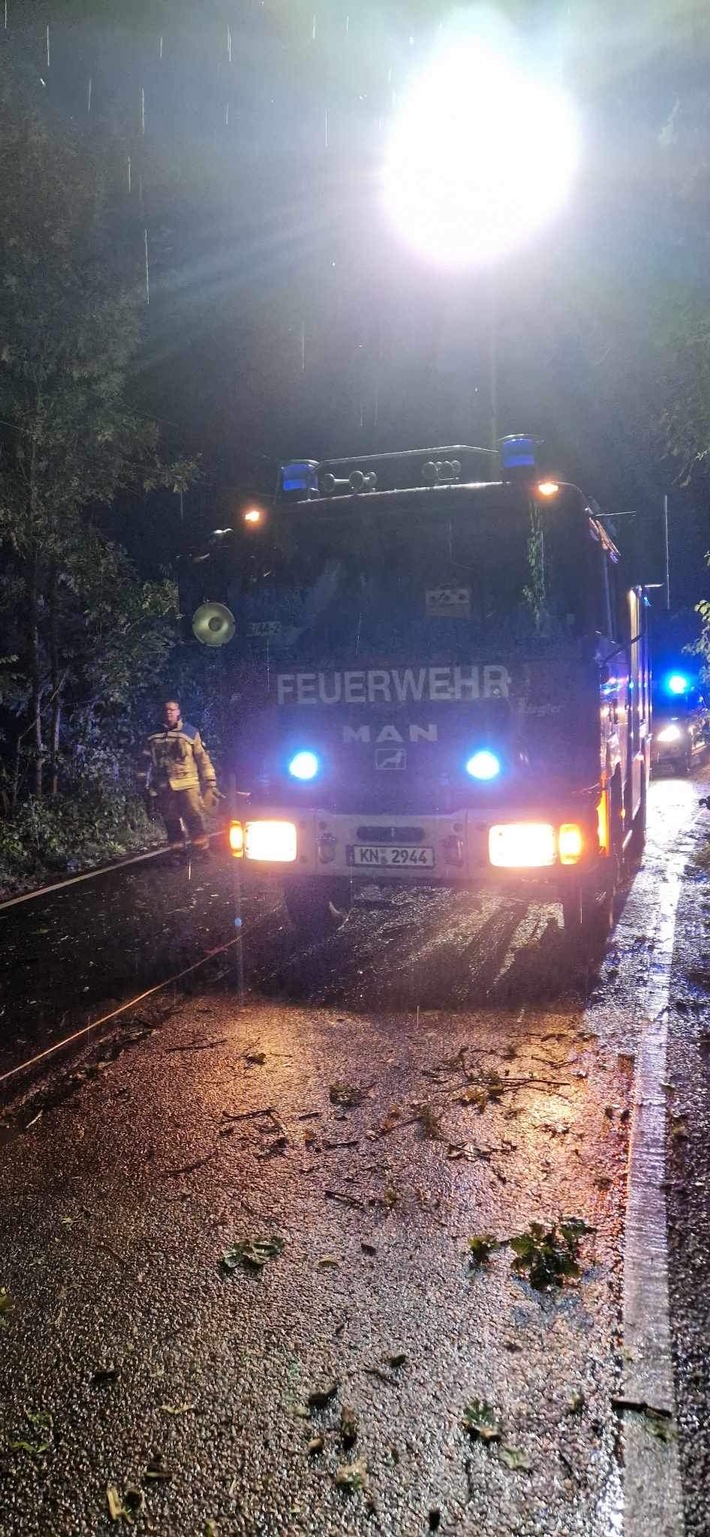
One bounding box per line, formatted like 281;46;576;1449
189;436;650;946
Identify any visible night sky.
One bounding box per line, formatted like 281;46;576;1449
5;0;710;619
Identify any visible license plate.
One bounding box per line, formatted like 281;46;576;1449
347;844;434;868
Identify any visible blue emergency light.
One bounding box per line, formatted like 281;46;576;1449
666;672;691;696
499;435;538;474
280;460;319;498
288;750;320;781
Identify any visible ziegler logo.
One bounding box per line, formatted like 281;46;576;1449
375;747;406;770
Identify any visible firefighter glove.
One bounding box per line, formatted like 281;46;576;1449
202;785;221;814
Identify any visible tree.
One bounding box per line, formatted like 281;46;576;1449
0;59;193;798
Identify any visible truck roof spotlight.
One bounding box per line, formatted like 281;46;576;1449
466;749;501;781
288;750;320;781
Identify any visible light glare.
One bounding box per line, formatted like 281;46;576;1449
288;750;320;780
245;820;298;862
656;724;683;744
229;821;244;856
383;41;579;268
558;822;584;864
666;673;689;695
466;749;501;781
489;821;556;867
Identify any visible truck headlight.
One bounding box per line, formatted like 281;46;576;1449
489;822;556;868
245;820;298;862
656;724;683;744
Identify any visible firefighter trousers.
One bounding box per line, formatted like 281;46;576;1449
157;786;209;852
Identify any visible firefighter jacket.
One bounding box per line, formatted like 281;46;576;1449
139;719;216;795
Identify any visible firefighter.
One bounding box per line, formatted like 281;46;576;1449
139;699;219;856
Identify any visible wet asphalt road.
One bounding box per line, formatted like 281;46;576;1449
0;774;709;1535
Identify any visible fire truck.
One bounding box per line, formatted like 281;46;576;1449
192;437;650;946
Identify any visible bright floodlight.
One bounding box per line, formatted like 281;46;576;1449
383;40;579;267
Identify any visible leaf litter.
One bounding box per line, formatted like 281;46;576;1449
221;1236;284;1272
462;1399;501;1443
329;1081;371;1108
335;1456;368;1491
509;1218;592;1289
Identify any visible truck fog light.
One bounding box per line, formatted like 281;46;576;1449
245;820;298;862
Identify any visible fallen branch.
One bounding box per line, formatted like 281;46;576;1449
325;1189;365;1209
164;1038;229;1054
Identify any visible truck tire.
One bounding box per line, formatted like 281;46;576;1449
283;879;350;939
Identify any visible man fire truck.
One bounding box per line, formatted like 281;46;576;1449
195;437;650;946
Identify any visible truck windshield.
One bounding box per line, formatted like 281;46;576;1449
252;487;592;665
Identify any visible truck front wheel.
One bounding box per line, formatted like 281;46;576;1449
283;879;351;939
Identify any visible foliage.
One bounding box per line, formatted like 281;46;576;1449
0;786;161;895
221;1236;284;1272
467;1234;501;1269
509;1217;591;1289
462;1399;501;1443
0;57;194;804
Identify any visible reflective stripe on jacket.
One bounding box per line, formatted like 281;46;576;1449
138;720;216;794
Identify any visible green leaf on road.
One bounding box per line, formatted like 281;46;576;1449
221;1236;283;1272
335;1457;368;1491
9;1437;51;1456
24;1409;53;1433
329;1081;368;1108
462;1399;501;1443
499;1445;531;1471
509;1218;592;1290
0;1288;12;1320
468;1234;500;1268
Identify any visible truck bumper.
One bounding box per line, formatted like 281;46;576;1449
232;804;606;898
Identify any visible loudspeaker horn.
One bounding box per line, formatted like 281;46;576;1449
191;602;236;647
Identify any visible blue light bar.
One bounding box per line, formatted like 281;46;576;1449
280;460;319;497
499;435;538;473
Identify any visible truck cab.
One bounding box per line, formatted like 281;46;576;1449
201;439;649;946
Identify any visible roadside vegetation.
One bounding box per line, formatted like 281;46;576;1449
0;60;196;892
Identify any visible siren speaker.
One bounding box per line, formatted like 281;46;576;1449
191;602;236;647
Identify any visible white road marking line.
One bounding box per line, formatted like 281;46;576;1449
620;821;692;1535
